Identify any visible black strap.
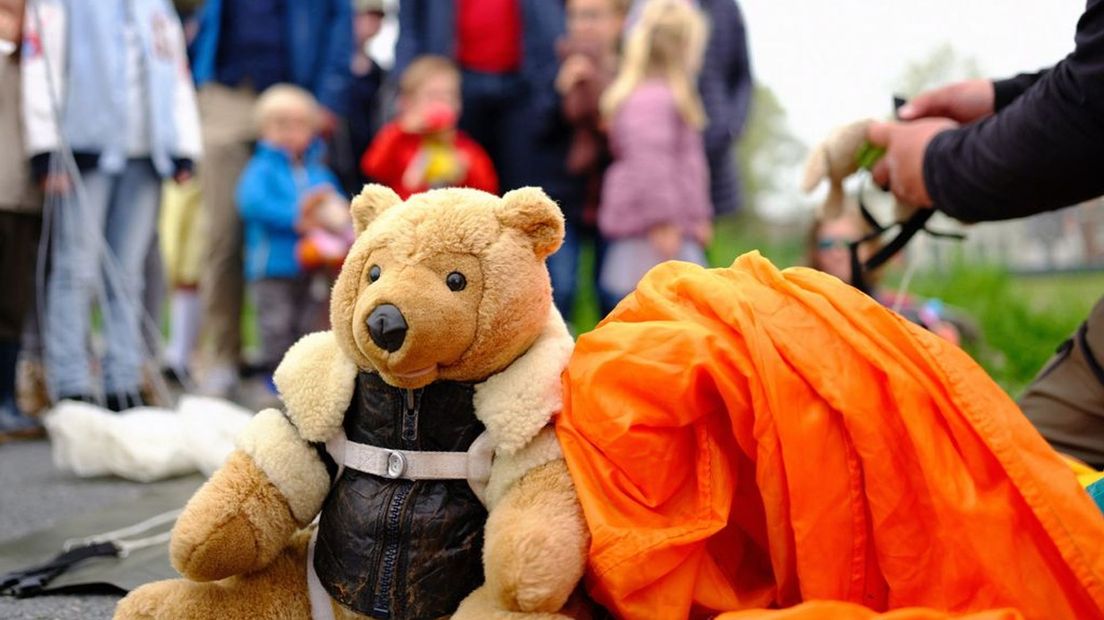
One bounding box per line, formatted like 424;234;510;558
312;441;339;483
847;180;966;293
0;541;120;598
863;209;934;273
1076;322;1104;389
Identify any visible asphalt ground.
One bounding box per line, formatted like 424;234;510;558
0;439;143;619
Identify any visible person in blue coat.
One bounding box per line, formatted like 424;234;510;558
237;85;344;386
189;0;352;398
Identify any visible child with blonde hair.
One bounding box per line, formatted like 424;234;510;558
237;84;348;388
597;0;712;301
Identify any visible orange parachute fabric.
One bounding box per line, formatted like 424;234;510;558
556;253;1104;620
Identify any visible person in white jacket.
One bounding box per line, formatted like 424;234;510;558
22;0;201;411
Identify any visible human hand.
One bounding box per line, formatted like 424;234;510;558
866;118;958;207
648;223;682;260
898;79;994;124
42;171;71;196
296;189;329;233
555;54;594;95
401;149;428;191
318;107;339;139
693;221;713;247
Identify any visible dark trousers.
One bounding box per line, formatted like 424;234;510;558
252;276;326;371
0;211;42;407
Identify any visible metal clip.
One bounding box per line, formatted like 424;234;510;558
386;451;406;478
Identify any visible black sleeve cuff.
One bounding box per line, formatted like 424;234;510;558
922;128;977;223
30;153;53;182
172;158;195;178
992;70;1048;111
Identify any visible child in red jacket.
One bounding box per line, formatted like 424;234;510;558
361;55;498;199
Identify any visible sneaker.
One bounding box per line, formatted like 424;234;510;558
198;363;239;400
15;357;50;417
56;393;96;405
0;400;45;441
105;391;145;412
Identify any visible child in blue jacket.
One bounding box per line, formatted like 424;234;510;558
237;84;348;380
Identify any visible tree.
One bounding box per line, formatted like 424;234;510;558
895;43;982;100
735;83;805;214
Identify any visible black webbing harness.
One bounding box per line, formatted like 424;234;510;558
847;180;965;295
0;542;121;598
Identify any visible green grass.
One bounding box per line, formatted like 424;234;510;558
908;265;1103;396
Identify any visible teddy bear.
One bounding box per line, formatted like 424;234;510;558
296;189;355;273
115;184;590;620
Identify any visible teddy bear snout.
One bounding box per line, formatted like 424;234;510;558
367;304;408;352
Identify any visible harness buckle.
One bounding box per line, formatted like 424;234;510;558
386;451;406;478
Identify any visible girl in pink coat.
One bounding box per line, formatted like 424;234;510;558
597;0;711;300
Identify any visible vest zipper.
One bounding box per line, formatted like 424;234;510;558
401;388;418;446
371;482;412;618
372;387;420;617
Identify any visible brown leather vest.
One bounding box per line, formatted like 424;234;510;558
314;372;488;619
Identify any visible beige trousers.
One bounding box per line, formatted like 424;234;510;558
197;83;257;366
1019;294;1104;468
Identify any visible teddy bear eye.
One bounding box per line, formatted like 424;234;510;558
446;271;467;292
368;265;381;283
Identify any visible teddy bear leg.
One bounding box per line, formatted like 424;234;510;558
170;449;302;582
469;458;589;617
453;585;572;620
115;529;313;620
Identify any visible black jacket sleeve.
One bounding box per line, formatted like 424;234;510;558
992;70;1048;110
923;0;1104;223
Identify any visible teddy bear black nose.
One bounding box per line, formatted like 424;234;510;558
367;304;408;352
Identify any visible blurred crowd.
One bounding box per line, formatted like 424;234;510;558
2;0;1104;509
0;0;752;431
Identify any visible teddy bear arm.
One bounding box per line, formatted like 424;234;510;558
170;409;333;582
479;458;589;615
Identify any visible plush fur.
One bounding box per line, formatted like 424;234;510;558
167;451;300;583
116;185;588;620
120;529;313;619
236;409;330;524
272;332;358;443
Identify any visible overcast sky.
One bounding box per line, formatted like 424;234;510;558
741;0;1085;147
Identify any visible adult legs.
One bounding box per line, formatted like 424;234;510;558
197;84;256;394
547;222;580;323
100;159;161;398
0;211;42;431
43;167;112;400
459;70;505;183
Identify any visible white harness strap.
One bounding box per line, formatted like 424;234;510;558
306;528;335;620
339;430;494;504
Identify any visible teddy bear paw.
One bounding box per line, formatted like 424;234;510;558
114;579;178;620
172;512;262;581
454;585;574;620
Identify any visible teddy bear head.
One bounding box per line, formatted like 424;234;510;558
330;184;564;389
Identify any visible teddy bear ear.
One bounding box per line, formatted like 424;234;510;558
351;184;403;235
497;187;565;259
